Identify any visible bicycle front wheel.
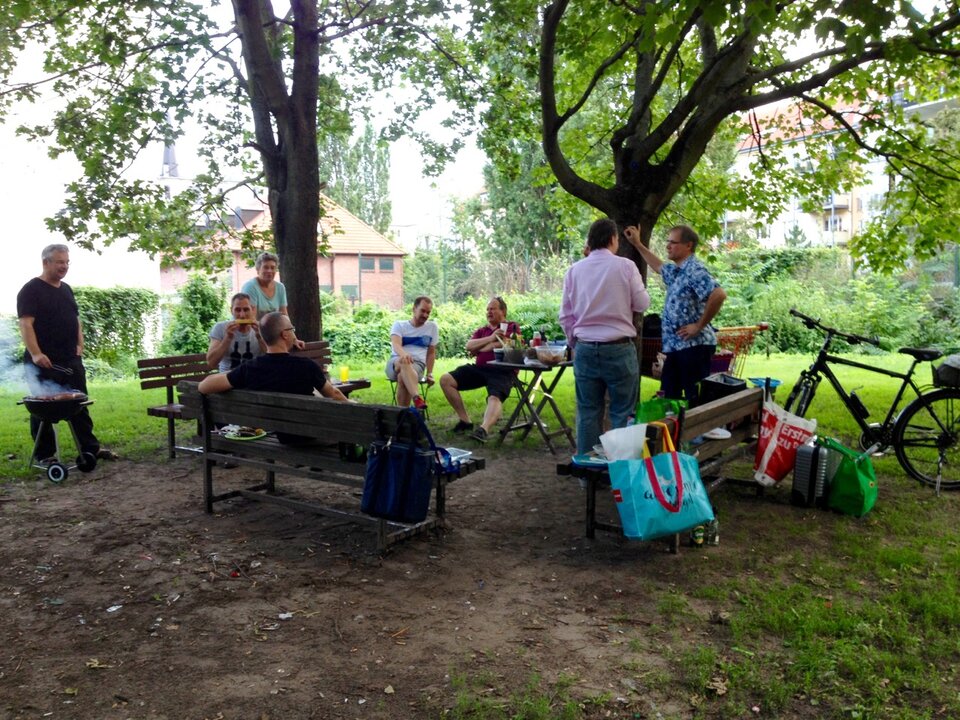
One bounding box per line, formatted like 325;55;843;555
785;372;816;417
892;388;960;490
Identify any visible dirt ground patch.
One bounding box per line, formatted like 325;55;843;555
0;448;785;720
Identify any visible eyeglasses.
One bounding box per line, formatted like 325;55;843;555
282;326;296;334
666;240;691;246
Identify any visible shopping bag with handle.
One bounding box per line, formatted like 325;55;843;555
753;400;818;486
817;436;879;517
608;422;715;540
635;396;686;424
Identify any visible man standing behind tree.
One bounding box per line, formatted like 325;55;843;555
625;224;726;405
561;219;650;456
386;296;437;411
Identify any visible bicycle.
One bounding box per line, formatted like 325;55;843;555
784;309;960;490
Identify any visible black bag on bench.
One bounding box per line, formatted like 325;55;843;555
362;408;444;524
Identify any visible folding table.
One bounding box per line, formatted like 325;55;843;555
487;360;575;455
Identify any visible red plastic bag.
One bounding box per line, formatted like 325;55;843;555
753;401;817;486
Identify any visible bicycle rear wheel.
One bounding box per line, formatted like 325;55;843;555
892;388;960;490
784;372;817;417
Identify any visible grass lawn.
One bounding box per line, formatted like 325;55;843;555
1;351;958;718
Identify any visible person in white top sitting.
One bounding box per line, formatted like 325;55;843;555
385;296;438;411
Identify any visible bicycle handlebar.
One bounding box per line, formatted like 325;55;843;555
789;308;881;347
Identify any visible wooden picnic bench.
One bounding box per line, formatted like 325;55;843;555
137;340;371;458
557;386;765;551
177;381;485;550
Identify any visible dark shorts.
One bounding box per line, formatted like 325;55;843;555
449;363;515;401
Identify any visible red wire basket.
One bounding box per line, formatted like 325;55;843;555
640;323;768;379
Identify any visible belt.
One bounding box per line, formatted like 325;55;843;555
576;337;634;345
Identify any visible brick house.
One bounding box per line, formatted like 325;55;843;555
160;194;407;309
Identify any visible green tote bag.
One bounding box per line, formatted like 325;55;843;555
817;436;878;518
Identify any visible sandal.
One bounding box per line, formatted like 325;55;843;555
96;449;120;461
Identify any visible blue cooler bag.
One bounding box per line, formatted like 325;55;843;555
362;408;447;524
608;426;714;540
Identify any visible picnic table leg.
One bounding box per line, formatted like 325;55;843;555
201;397;214;513
435;476;446;520
496;375;536;445
515;371;560;453
167;417;177;459
585;474;597;539
526;366;576;450
265;460;275;494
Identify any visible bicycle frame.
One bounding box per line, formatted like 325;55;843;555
802;340;925;438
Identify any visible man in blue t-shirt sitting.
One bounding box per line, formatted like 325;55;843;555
198;312;349;442
386;296;438;411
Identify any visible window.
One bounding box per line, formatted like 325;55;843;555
359;257;375;272
823;216;843;232
319;284;332;294
341;284;358;299
379;257;395;272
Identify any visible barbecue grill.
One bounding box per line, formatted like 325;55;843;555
18;392;98;483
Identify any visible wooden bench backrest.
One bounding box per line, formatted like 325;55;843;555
138;353;209;390
138;340;333;390
679;387;763;442
177;380;415;445
291;340;332;370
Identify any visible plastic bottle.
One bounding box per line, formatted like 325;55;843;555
532;331;542;347
705;519;720;546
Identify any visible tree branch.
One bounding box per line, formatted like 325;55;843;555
540;0;613;213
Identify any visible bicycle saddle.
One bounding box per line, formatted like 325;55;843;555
898;347;943;361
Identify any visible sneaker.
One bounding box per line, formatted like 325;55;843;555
451;420;474;434
470;427;488;443
413;396;428;411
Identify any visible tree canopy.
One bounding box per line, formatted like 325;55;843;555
1;0;454;339
451;0;960;273
318;121;392;235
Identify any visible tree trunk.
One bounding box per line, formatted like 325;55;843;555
272;143;322;341
235;0;322;341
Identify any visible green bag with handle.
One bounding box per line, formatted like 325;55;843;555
635;397;687;424
817;436;878;517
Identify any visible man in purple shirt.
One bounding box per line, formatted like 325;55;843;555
561;219;650;455
439;297;519;443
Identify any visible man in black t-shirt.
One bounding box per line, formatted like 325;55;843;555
198;312;349;442
17;245;114;462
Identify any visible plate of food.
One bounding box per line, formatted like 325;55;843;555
221;425;267;441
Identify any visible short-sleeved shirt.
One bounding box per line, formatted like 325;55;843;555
389;319;439;366
660;255;721;353
241;278;288;318
226;353;330;444
16;277;80;364
226;353;328;396
472;322;519;366
209;322;265;373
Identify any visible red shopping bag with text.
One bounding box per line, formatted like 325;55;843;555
753;401;817;486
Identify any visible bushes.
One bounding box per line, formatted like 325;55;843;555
161;275;226;355
320;293;566;362
707;248;960;353
74;287;159;366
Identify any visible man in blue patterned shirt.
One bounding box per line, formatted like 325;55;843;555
626;224;727;404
